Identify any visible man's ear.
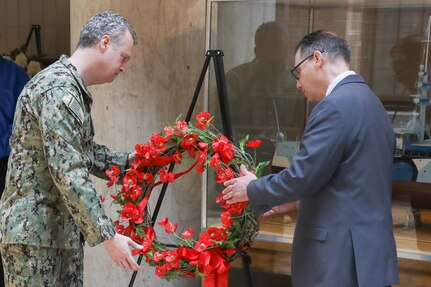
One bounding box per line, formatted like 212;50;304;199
313;50;324;68
100;35;111;51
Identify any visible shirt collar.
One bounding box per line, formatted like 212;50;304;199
325;70;356;97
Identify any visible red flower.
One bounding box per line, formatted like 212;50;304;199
155;265;168;278
165;222;178;234
151;132;168;152
198;142;208;151
206;227;227;242
153;251;166;262
132;237;153;255
121;202;144;224
194;237;211;252
165;250;180;270
141;238;153;253
226;201;249;215
181;133;198;157
153;155;175;166
115;222;134;236
106;165;121;187
114;221;125;234
122;171;138;190
123;169;153;183
195;112;211;129
174;120;188;136
215;168;234;183
130;229;143;243
178;246;200;265
196;150;207;174
159;169;175;183
211;135;229;153
123;184;142;201
221;211;234;228
221;144;235;164
145;226;155;241
141;172;154;183
135;143;157;159
157;217;169;226
212;135;235;164
246;139;262;148
172;151;183;164
157;217;178;234
181;228;194;239
134;143;158;168
163;126;174;140
210;153;221;169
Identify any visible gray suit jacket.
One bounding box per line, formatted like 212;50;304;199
248;75;399;287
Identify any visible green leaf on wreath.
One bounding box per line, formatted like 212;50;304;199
239;134;249;152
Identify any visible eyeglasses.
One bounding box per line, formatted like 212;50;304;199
290;50;324;80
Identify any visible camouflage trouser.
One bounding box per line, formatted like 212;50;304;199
0;244;83;287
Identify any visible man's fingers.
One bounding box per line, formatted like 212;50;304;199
222;183;234;196
122;258;134;270
262;209;275;218
128;239;143;250
240;164;249;174
126;257;142;271
114;260;121;267
223;178;235;187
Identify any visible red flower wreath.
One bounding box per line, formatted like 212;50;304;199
105;112;268;281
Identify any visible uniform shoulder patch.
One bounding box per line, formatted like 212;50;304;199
62;92;84;125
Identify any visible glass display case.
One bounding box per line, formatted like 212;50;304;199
203;0;431;286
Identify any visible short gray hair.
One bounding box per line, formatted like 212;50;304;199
76;11;137;50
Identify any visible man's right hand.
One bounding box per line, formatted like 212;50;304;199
261;201;299;219
103;233;143;271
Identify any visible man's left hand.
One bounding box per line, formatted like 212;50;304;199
222;164;257;204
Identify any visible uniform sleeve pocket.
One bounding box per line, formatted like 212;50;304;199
297;225;328;242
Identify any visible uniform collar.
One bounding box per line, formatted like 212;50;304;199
58;55;92;102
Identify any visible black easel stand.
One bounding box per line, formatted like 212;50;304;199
128;50;252;287
23;24;42;58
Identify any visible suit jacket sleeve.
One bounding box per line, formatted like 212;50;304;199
248;100;347;213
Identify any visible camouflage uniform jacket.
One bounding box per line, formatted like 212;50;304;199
0;55;127;249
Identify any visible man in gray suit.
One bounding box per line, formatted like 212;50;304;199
222;30;399;287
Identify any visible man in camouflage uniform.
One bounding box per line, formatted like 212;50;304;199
0;11;143;286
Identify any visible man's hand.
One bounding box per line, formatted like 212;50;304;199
104;233;143;271
261;201;299;219
222;165;257;204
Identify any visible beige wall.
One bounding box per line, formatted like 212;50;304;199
70;1;206;286
0;0;70;58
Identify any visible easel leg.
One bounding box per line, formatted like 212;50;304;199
242;253;253;287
